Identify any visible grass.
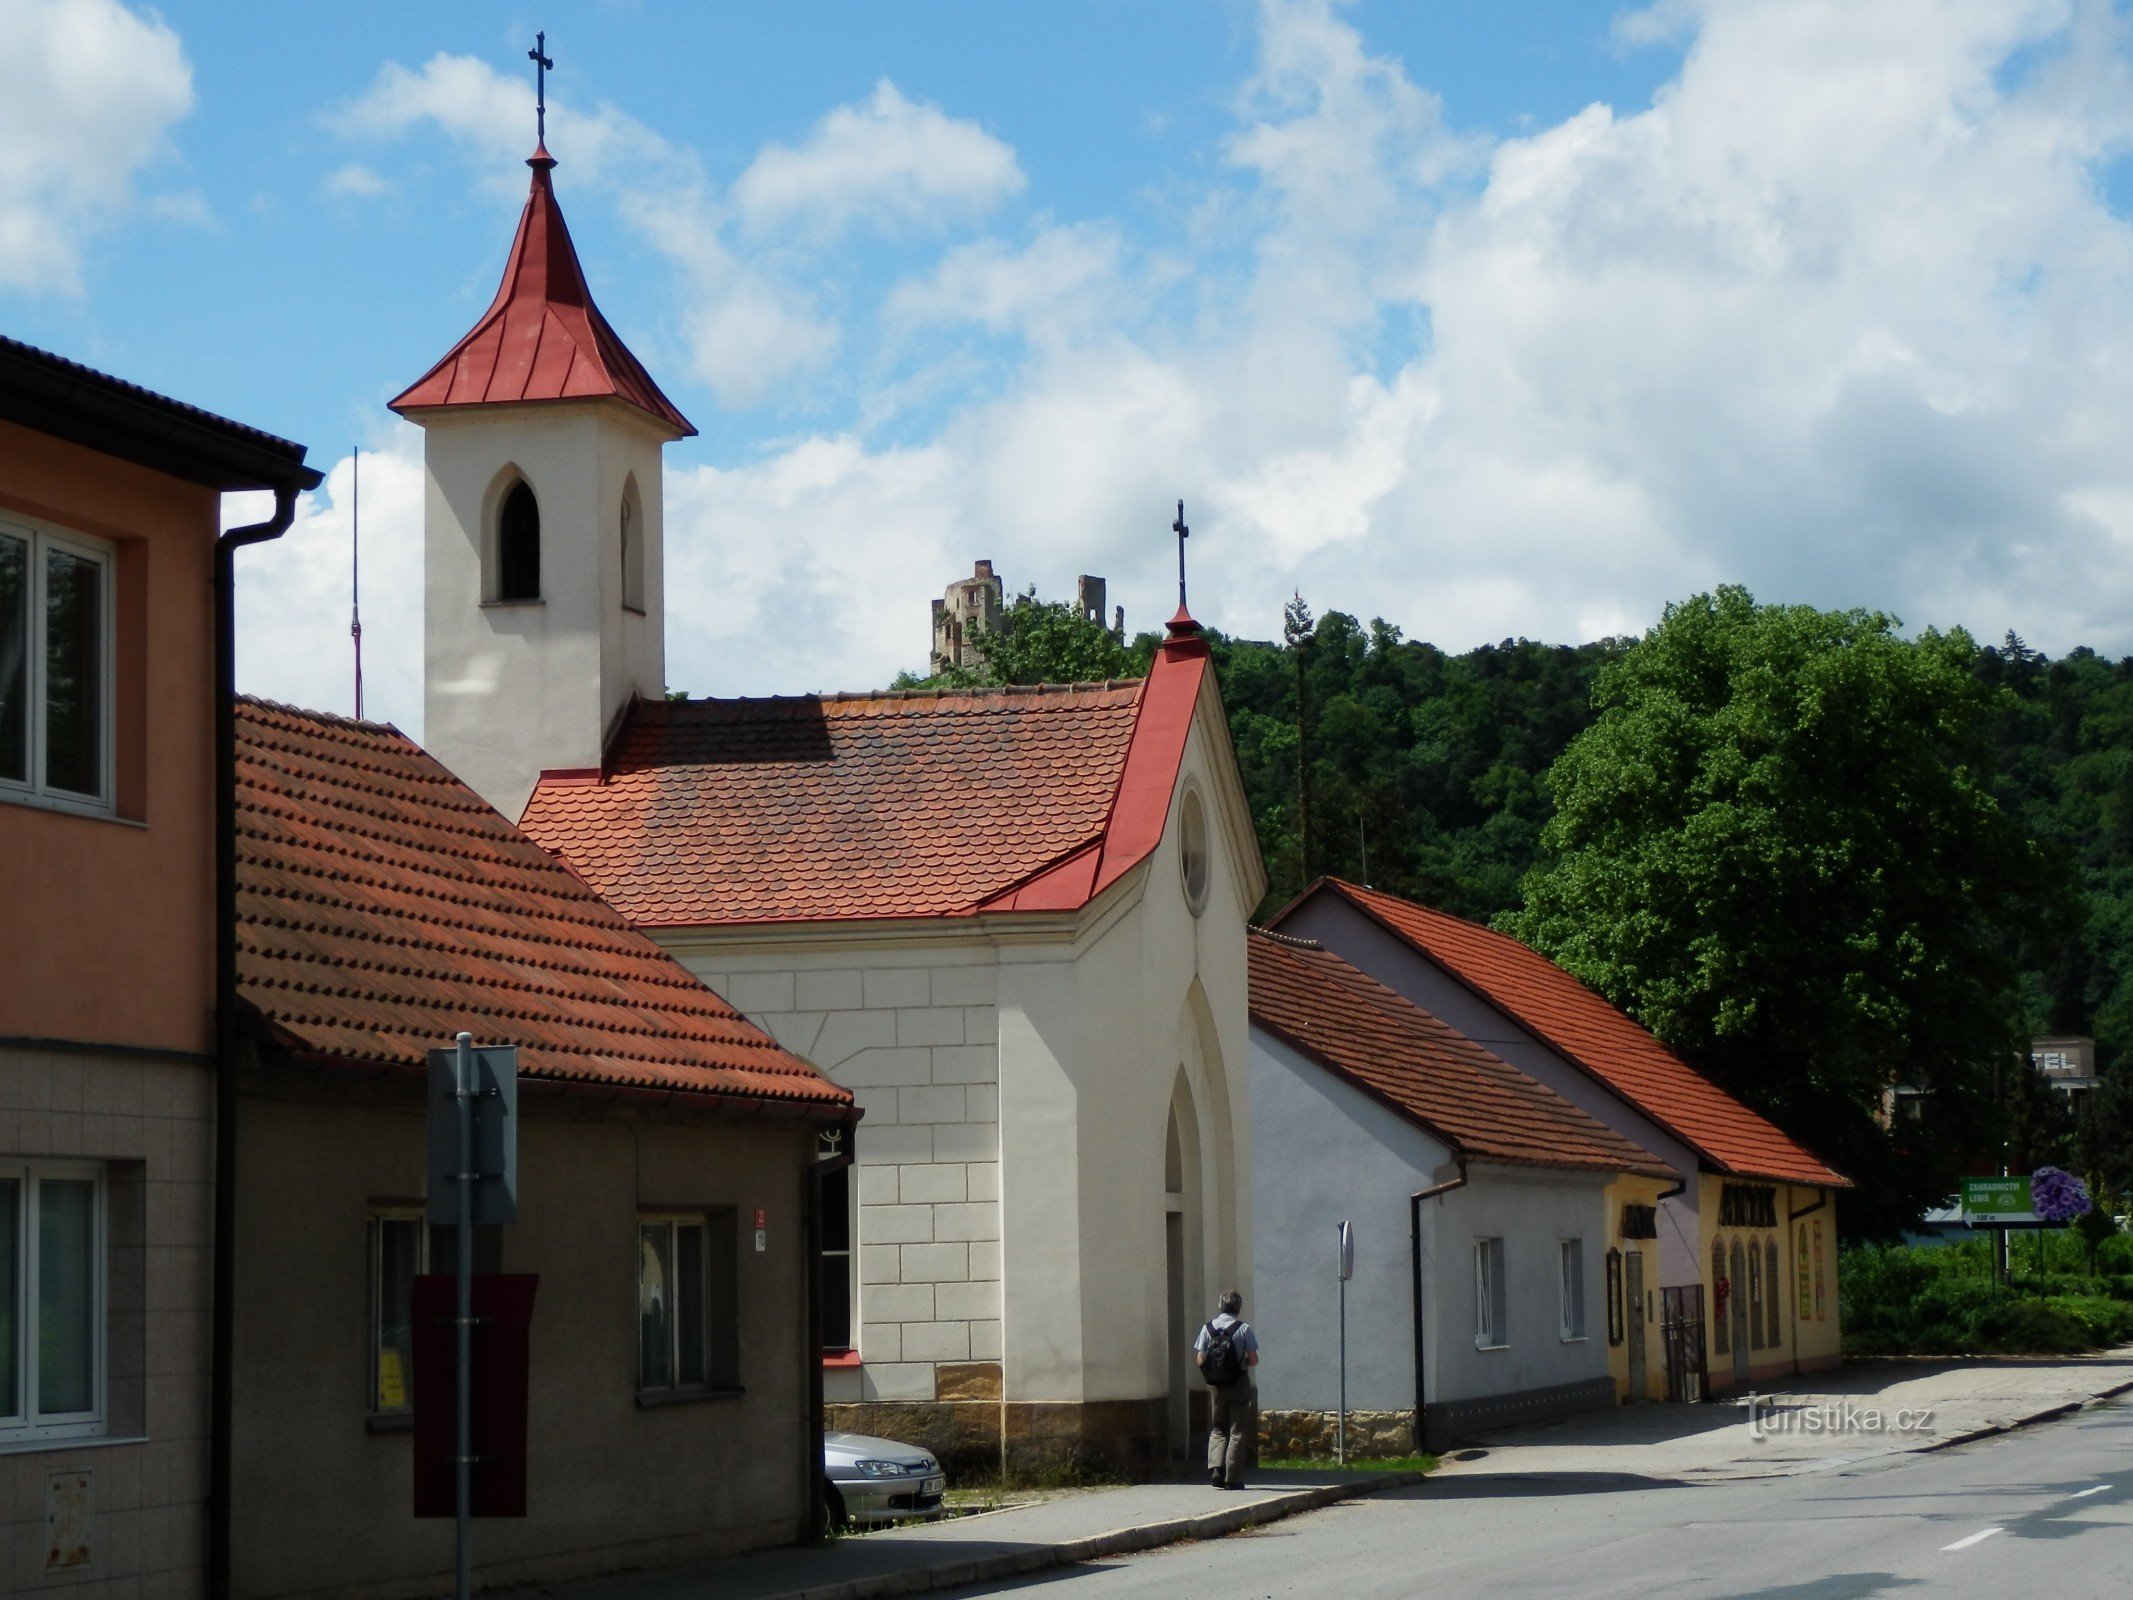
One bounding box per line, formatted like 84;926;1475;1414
1257;1454;1437;1473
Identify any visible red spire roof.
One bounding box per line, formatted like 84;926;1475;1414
390;147;695;437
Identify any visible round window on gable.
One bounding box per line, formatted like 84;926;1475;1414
1180;787;1210;915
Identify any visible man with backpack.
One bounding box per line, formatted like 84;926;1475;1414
1193;1289;1260;1488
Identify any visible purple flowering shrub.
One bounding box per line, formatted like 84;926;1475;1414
2031;1165;2092;1224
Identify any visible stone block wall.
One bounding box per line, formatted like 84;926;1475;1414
680;958;1003;1407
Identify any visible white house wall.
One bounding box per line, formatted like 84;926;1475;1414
1250;1029;1617;1429
1283;896;1703;1291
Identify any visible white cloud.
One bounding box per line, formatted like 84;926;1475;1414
0;0;193;293
886;225;1125;341
324;163;391;199
286;0;2133;725
232;434;426;734
731;80;1024;239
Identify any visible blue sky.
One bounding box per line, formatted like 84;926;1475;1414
5;0;2131;735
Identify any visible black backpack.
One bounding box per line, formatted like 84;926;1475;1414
1201;1319;1246;1387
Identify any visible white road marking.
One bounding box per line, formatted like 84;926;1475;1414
1942;1527;2003;1551
2069;1485;2112;1499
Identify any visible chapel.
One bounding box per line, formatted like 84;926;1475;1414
391;133;1265;1470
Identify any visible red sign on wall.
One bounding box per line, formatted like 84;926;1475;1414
412;1273;539;1518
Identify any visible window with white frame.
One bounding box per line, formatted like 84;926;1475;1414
1559;1239;1587;1340
1474;1237;1507;1349
639;1211;739;1395
1;1163;105;1443
818;1137;852;1355
0;518;114;811
368;1210;426;1414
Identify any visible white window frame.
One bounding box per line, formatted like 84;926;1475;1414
1474;1236;1507;1350
1;1161;108;1447
1559;1238;1587;1342
367;1208;428;1416
0;515;117;818
638;1212;711;1395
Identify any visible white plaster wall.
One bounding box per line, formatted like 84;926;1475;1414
416;398;669;820
1249;1028;1452;1414
1250;1028;1617;1413
1285;897;1703;1290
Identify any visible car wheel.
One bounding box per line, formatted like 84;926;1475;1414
822;1481;849;1536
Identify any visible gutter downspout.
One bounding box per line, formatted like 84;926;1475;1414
1787;1186;1828;1380
209;486;298;1600
805;1131;856;1542
1408;1160;1469;1455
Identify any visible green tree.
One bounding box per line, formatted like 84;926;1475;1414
1508;587;2066;1238
893;587;1146;689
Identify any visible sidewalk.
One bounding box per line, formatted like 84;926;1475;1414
540;1468;1426;1600
1435;1345;2133;1484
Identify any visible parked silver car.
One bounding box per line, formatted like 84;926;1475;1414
823;1430;946;1527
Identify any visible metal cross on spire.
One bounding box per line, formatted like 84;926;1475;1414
528;31;554;145
1172;499;1191;614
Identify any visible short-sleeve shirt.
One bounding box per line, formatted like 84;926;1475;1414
1193;1313;1259;1361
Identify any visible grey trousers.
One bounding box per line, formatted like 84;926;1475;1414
1207;1380;1256;1483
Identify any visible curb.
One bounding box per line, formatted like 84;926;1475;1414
762;1473;1427;1600
1919;1378;2133;1454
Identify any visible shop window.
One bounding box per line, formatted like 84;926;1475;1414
1605;1248;1625;1346
0;519;113;812
1;1163;105;1443
1711;1238;1730;1355
1766;1239;1783;1345
1747;1237;1765;1350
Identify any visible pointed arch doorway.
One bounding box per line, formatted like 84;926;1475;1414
1164;1073;1205;1459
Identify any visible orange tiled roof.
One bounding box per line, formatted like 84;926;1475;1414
1296;880;1848;1188
519;682;1150;926
233;697;848;1110
1248;930;1674;1179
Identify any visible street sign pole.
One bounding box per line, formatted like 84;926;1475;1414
1336;1220;1354;1467
454;1031;473;1600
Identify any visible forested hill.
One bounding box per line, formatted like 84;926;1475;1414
1208;614;1621;922
1210;614;2133;1079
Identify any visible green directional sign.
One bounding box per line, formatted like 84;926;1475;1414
1961;1176;2036;1223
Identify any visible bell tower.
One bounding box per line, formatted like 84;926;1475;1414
390;92;695;820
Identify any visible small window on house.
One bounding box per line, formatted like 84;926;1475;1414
639;1210;739;1395
1;1163;105;1443
1559;1239;1586;1341
495;480;541;602
819;1154;852;1356
0;519;113;811
368;1210;425;1414
620;481;646;614
1474;1237;1507;1349
1179;787;1210;915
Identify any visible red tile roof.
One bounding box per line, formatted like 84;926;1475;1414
233;697;847;1112
1287;881;1848;1188
389;148;695;438
1248;930;1673;1179
519;632;1217;927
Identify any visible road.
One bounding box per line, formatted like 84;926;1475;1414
947;1401;2133;1599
